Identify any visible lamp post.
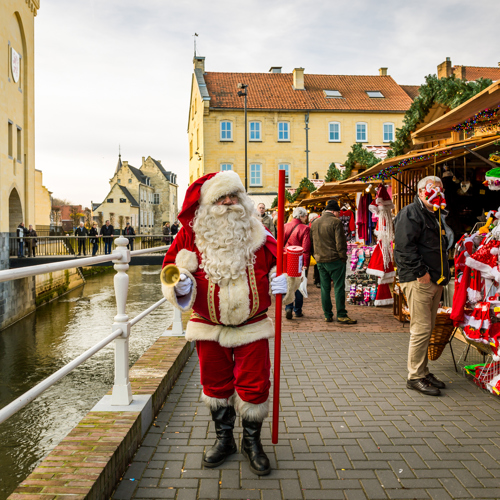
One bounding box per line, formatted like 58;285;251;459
237;83;248;191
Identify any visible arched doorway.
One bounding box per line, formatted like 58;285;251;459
9;188;23;234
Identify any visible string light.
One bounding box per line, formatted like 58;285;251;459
452;105;500;132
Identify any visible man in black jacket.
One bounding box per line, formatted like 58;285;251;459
100;220;114;255
394;176;453;396
123;222;136;251
75;222;88;256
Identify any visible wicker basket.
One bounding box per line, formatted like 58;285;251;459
428;312;454;361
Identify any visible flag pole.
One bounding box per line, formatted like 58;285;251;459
272;169;286;444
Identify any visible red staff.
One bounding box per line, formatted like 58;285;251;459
272;169;286;444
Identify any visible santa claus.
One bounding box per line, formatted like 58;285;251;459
162;171;299;476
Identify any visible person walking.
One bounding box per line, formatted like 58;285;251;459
163;222;171;245
171;221;179;238
284;207;311;319
75;222;88;256
123;222;136;251
310;199;357;324
27;225;38;257
17;222;25;258
100;220;114;255
394;175;452;396
89;222;99;256
257;203;276;238
308;213;321;288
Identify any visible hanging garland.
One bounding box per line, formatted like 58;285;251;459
452;105;500;132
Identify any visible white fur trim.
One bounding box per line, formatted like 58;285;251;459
218;276;250;326
466;256;493;277
201;391;236;411
374;298;393;306
491;248;500;256
162;269;197;312
467;288;483;303
175;249;199;273
200;171;245;206
283;275;301;305
378;272;395;285
467;317;483;329
185;316;274;348
366;268;385;278
234;393;269;422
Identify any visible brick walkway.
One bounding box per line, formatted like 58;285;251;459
113;287;500;500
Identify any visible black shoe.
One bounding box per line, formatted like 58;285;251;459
315;283;321;289
295;312;303;318
241;419;271;476
425;373;446;389
337;316;357;325
77;253;81;256
203;406;237;468
407;378;441;396
325;317;333;323
285;310;293;320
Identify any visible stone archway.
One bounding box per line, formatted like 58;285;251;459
9;188;23;234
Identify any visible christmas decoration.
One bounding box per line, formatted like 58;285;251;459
452;105;500;132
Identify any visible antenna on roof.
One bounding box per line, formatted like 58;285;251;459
193;33;198;57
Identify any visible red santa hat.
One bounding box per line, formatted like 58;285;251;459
466;238;500;282
369;185;394;215
177;171;246;231
367;241;395;280
467;269;483;304
374;282;393;306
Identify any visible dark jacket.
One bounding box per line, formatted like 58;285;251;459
261;213;276;238
28;229;37;245
310;211;347;263
75;226;88;237
100;224;114;239
284;218;311;267
171;223;179;235
123;226;135;237
89;227;99;243
394;196;452;285
163;225;171;243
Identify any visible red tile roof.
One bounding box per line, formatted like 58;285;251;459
400;85;420;100
203;72;414;112
460;66;500;81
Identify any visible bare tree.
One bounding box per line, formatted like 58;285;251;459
84;208;92;229
70;206;85;229
97;212;104;227
118;215;124;230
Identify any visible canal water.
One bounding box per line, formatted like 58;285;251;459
0;266;173;500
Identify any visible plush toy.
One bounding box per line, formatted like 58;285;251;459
424;182;447;211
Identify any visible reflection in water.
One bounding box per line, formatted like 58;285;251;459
0;266;172;500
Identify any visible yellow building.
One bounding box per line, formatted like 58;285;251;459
188;57;414;205
34;169;51;227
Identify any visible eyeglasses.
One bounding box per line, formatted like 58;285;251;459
216;193;239;203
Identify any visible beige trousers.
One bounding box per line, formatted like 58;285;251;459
400;280;442;380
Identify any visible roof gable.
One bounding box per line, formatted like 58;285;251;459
118;185;139;207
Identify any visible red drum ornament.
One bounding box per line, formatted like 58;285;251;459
286;246;303;277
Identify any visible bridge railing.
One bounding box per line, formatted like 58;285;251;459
9;234;174;258
0;236;181;425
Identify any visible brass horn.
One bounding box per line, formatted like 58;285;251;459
160;264;181;287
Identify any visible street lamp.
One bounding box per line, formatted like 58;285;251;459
237;83;248;191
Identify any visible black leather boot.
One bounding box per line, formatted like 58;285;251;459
203;405;237;468
241;419;271;476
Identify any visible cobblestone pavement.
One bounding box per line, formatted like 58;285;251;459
113;287;500;500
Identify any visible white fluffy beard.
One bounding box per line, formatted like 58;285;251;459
193;202;260;285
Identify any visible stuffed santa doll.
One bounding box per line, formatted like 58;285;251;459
162;170;299;476
366;185;395;306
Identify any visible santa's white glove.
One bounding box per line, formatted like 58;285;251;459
174;274;192;297
270;273;288;295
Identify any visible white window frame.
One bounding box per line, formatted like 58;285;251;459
154;193;160;205
383;122;394;143
249;121;261;141
278;164;291;187
250;164;262;187
328;122;341;142
356;122;368;143
277;121;290;141
220;163;232;171
220;120;233;141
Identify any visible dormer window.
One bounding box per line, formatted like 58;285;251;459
366;91;384;98
324;90;342;98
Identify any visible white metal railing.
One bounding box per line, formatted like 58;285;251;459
0;236;183;425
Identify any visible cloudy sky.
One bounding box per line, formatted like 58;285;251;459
35;0;499;208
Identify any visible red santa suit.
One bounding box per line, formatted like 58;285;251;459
162;171;298;421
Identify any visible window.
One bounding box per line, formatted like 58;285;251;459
107;198;114;203
356;122;367;142
220;121;232;141
221;163;232;171
329;122;341;142
16;127;21;162
383;122;394;142
279;164;291;186
8;121;13;158
249;121;261;141
120;198;126;203
128;178;132;184
278;122;289;141
324;90;342;98
250;164;262;186
117;179;121;184
154;194;160;204
366;91;384;98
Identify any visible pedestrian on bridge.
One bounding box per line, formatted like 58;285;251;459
162;222;171;245
16;222;25;258
170;221;179;237
162;170;299;476
75;222;88;256
100;220;114;255
123;222;135;251
89;223;99;256
27;225;37;257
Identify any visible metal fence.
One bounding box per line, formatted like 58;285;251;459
0;237;183;425
9;234;172;258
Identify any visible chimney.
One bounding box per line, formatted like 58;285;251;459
437;57;452;79
123;160;128;167
379;67;388;76
293;67;305;90
193;55;205;73
455;65;466;80
269;66;282;73
142;156;145;165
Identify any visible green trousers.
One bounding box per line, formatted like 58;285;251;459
317;261;347;319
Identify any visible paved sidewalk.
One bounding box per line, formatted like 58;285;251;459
113;288;500;500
